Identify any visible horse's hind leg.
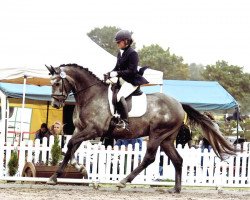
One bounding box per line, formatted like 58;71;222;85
160;139;183;193
117;140;159;188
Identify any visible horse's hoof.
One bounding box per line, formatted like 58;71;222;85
167;188;180;194
47;177;57;185
93;183;99;190
80;166;87;174
116;180;127;188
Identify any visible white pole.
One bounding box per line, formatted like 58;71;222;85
0;90;7;145
160;84;163;93
20;75;27;143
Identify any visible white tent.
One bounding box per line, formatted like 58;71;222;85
0;34;163;142
0;35;163;85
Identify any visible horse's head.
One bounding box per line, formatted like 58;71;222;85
46;65;72;109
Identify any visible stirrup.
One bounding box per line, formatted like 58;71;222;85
116;120;129;131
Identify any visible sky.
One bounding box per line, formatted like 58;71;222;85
1;0;250;73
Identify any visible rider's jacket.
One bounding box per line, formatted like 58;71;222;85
112;46;149;86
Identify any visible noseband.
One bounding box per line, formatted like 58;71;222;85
51;77;69;102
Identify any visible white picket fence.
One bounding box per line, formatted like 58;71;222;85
0;136;249;188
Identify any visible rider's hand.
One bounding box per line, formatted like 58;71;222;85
110;71;118;78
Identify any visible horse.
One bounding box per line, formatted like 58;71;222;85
46;64;236;193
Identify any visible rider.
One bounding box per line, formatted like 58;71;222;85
108;30;149;131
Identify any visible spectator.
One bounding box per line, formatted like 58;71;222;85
50;121;65;148
115;138;143;173
50;121;63;136
200;137;212;152
175;123;192;148
34;123;51;163
233;107;242;121
100;137;115;149
35;123;51;144
115;138;143;151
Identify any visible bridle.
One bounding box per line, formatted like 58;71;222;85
51;76;69;102
51;68;101;102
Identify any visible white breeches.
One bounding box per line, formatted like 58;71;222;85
117;79;138;102
106;77;138;102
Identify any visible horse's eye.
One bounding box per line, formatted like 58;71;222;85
55;83;60;87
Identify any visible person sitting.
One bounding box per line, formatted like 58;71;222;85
106;30;148;132
35;123;51;144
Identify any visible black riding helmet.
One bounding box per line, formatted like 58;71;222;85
115;30;133;44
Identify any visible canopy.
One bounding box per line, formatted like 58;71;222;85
0;82;52;101
0;35;163;86
142;80;238;111
1;80;237;111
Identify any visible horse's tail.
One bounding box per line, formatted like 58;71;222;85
182;104;237;160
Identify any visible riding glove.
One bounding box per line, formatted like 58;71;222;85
110;71;118;78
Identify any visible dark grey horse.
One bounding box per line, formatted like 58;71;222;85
46;64;236;193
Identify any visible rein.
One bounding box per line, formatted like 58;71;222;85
69;81;102;96
52;73;101;99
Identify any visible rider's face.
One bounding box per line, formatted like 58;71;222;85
116;40;126;49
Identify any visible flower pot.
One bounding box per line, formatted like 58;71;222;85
22;162;86;179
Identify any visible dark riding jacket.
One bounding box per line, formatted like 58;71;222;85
113;46;149;86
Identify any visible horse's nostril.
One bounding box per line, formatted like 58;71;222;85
52;103;60;109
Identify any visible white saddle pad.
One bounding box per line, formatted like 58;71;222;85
108;85;147;117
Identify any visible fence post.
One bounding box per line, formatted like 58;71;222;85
0;143;4;177
17;141;26;176
26;140;33;163
34;139;40;164
97;144;106;181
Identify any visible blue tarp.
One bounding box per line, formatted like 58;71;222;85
1;80;237;110
142;80;237;111
0;82;52;101
0;82;75;102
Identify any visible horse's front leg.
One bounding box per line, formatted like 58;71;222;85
47;127;96;184
70;153;87;176
47;139;75;185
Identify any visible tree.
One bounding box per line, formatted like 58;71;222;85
138;44;189;79
202;60;250;111
87;26;120;56
87;26;136;56
188;63;205;80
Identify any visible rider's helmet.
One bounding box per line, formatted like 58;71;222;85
115;30;132;42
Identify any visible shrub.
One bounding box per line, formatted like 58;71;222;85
8;150;19;176
50;135;62;166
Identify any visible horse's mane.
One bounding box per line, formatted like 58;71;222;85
58;63;108;85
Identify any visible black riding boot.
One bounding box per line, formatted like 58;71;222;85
117;97;129;131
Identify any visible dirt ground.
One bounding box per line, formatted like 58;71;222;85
0;183;249;200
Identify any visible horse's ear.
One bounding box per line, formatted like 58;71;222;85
45;65;56;75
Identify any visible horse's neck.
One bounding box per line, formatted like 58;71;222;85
72;75;108;102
